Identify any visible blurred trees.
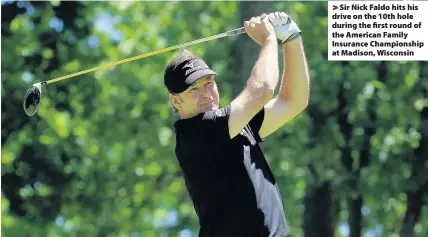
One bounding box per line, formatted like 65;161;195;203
1;1;427;237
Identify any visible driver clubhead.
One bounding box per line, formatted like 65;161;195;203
23;83;42;116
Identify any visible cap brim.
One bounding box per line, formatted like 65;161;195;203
184;69;218;85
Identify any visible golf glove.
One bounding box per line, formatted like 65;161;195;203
268;12;301;44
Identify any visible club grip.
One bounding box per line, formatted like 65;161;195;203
227;27;245;36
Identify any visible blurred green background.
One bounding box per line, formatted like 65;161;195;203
1;1;427;237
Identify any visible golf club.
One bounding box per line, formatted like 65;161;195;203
23;27;246;116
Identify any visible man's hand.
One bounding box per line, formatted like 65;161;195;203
268;12;301;44
244;15;276;46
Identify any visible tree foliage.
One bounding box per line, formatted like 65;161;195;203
2;1;427;237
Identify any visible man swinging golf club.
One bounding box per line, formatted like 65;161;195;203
164;11;310;237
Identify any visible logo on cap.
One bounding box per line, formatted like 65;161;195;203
182;59;197;69
182;59;207;76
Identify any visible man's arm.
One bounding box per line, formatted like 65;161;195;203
227;16;279;139
259;36;310;138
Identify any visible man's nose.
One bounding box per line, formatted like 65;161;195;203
202;88;213;98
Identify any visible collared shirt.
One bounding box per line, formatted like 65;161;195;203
174;105;289;237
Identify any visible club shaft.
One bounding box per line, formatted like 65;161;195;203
43;27;245;85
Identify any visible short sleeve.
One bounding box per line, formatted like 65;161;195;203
197;105;265;144
248;107;265;143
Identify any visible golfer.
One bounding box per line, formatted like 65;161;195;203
164;12;310;237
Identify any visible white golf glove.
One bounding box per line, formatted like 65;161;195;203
268;12;301;44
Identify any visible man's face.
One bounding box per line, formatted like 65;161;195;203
170;75;220;118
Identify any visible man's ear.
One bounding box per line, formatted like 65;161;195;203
169;93;182;110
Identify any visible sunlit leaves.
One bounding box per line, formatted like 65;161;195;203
2;1;428;237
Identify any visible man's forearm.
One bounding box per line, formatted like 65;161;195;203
248;35;279;94
279;37;310;105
